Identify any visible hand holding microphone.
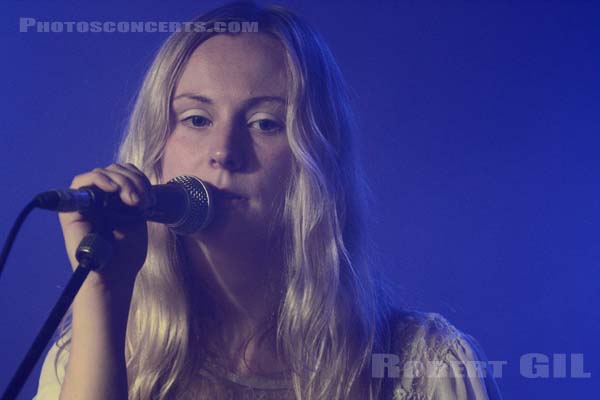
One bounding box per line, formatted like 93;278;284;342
36;169;213;235
0;164;215;400
45;163;212;289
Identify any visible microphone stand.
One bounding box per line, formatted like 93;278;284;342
1;224;114;400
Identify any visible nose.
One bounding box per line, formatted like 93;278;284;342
211;149;241;171
208;121;245;171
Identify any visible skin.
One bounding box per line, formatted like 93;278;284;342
164;32;293;372
57;32;293;399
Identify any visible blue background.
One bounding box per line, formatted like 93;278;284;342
1;1;598;398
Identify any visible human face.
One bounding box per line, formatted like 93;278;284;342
162;33;292;239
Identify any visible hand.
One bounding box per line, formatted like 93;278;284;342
58;162;151;291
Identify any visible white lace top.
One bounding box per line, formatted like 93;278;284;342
33;310;502;399
383;310;503;400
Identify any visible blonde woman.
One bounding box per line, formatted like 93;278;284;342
34;2;503;399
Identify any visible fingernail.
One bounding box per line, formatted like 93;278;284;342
130;192;139;203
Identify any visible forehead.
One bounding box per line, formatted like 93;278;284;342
174;33;288;100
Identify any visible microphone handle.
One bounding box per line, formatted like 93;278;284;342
33;175;212;235
34;184;189;227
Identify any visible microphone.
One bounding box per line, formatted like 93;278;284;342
33;175;214;235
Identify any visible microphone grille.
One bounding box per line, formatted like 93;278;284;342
167;175;213;235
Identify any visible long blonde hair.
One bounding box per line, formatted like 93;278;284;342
58;2;391;399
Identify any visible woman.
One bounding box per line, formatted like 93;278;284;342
35;2;503;399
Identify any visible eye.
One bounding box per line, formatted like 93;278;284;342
249;119;284;134
182;115;212;128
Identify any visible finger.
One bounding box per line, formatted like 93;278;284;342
97;168;143;206
123;163;157;208
60;169;121;225
106;163;151;191
70;169;120;193
105;163;152;205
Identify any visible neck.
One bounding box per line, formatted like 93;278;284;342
183;232;285;370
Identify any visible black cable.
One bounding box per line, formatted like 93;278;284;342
0;199;38;279
0;196;118;398
1;264;91;400
0;228;114;400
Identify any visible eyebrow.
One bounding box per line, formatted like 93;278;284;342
172;94;286;109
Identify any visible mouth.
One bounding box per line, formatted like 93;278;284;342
216;188;247;201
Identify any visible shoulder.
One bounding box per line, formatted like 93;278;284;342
380;308;503;400
388;309;464;359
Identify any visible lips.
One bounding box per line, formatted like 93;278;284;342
215;188;247;201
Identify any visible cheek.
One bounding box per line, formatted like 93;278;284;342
273;151;293;180
160;134;198;182
259;145;294;192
